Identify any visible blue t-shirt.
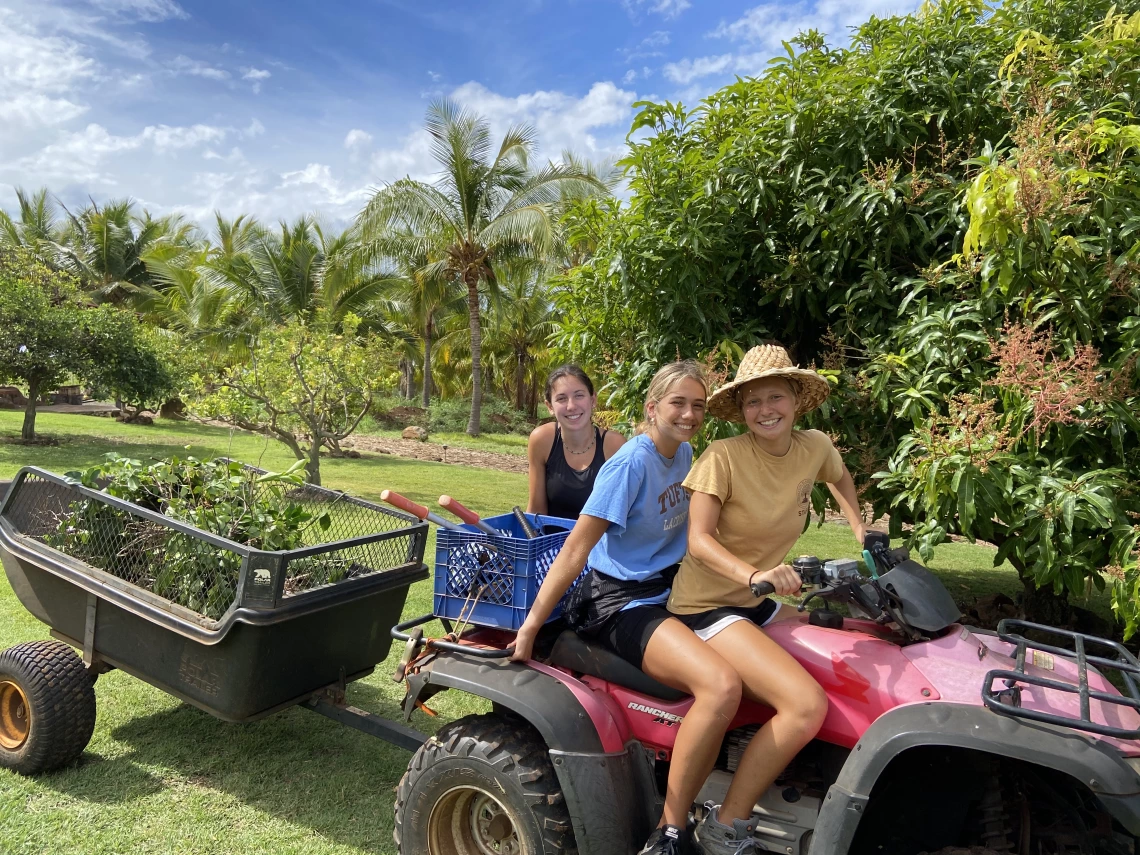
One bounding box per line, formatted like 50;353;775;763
579;433;693;609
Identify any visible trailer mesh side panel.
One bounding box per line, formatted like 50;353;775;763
1;469;424;622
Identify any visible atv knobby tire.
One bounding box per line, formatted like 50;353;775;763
394;712;575;855
0;641;96;775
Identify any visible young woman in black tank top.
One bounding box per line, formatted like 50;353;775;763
527;365;624;519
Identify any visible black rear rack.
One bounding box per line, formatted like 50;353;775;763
982;619;1140;740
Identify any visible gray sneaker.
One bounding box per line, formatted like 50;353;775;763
692;804;762;855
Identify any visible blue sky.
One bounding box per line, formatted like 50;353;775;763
0;0;915;227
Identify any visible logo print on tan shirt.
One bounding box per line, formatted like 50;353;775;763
796;478;812;516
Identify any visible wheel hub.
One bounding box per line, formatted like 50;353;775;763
428;785;522;855
0;679;30;750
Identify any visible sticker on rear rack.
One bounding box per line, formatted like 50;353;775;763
1032;650;1055;670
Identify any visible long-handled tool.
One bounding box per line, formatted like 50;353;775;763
381;490;462;530
438;495;500;536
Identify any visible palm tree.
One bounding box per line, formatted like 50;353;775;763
356;100;607;435
202;215;399;334
483;259;557;412
56;199;195;307
0;187;64;256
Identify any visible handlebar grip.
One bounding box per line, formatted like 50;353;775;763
751;580;776;597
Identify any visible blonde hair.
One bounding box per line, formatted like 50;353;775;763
637;360;709;434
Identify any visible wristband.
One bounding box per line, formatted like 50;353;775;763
748;569;763;587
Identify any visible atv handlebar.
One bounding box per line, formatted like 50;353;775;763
391;614;513;659
750;580;776;597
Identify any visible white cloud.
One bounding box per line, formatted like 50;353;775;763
448;80;634;163
710;0;913;50
242;118;266;138
168;55;229;80
242;67;271;93
88;0;188;22
623;69;639;84
623;0;691;20
427;70;442;82
344;129;373;149
0;9;97;135
663;52;769;83
20;122;227;184
621;29;670;63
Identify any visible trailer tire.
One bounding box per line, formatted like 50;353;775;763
394;712;576;855
0;640;96;775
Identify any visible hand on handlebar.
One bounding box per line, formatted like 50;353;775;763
750;563;802;599
509;620;538;662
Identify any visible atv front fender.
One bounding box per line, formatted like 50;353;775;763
404;653;657;855
811;702;1140;855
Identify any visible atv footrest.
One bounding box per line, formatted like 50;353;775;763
982;619;1140;739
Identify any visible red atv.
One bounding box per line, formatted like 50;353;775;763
391;538;1140;855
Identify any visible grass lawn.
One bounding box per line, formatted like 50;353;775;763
0;411;1106;855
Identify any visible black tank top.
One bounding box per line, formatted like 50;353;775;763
545;425;607;520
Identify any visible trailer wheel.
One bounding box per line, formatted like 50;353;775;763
0;641;96;775
394;712;575;855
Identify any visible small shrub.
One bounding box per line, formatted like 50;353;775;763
428;397;532;434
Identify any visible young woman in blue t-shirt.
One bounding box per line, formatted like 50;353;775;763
511;360;750;855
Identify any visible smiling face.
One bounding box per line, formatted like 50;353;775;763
546;375;596;431
738;376;799;449
647;377;707;448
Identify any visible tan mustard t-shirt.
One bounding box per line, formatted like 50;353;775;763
667;429;844;614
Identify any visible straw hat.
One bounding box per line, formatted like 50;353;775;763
707;344;831;422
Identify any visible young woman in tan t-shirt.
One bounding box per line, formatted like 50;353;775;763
668;344;866;855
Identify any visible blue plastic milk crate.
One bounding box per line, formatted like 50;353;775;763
433;512;577;630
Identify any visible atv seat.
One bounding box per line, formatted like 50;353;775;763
549;630;687;702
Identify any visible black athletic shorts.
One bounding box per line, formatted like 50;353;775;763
673;599;780;641
594;604;674;669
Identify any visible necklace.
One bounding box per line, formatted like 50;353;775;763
566;436;596;455
564;426;596;456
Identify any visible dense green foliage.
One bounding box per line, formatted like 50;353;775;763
51;455;340;620
556;0;1140;634
0;249;172;439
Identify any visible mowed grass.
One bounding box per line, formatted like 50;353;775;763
0;411;1091;855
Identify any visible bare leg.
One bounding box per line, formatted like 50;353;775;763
640;618;743;828
704;619;828;823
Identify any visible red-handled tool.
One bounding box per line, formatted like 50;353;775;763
381;490;461;530
438;495;499;535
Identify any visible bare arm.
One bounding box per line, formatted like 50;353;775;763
510;514;610;660
526;424;553;515
602;429;626;459
686;491;801;596
826;465;866;545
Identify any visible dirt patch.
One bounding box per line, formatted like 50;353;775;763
0;435;63;446
346;435;529;474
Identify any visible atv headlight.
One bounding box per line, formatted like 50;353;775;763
1126;757;1140;780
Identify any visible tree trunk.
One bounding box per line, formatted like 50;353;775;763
528;370;539;420
466;280;482;436
515;349;526;412
305;438;322;486
22;379;39;441
422;322;433;409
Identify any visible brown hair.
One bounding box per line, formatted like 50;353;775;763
638;360;709;434
544;364;594;402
